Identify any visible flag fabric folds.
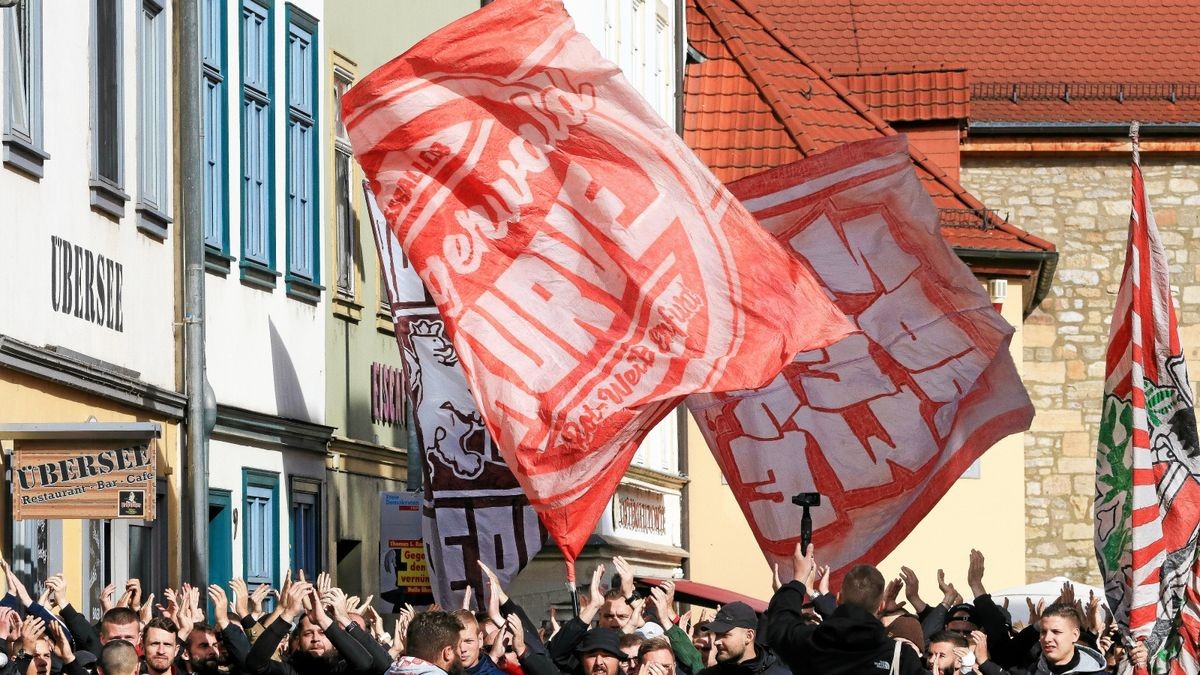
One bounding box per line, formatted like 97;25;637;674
686;136;1034;580
341;0;853;575
366;184;546;608
1094;160;1200;673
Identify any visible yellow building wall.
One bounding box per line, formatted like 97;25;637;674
686;283;1028;602
0;369;182;608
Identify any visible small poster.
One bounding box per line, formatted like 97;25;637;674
378;491;432;612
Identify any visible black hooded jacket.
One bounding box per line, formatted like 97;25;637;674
766;580;928;675
696;647;790;675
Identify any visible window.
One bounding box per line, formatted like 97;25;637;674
243;470;279;591
333;66;359;304
137;0;170;237
655;5;671;120
202;0;231;267
289;478;321;580
3;0;47;177
91;0;128;218
240;0;276;287
285;6;320;302
632;0;646;92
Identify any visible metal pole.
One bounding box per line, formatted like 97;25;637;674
179;0;213;588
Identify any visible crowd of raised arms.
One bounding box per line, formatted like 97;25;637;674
0;544;1152;675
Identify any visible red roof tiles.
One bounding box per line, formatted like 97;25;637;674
746;0;1200;124
839;68;970;123
684;0;1054;255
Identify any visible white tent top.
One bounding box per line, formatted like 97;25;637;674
987;576;1106;627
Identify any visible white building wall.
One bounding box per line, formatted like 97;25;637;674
0;1;176;389
205;0;327;424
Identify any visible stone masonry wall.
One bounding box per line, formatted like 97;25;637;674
960;155;1200;584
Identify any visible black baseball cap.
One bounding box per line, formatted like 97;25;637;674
575;628;628;661
698;602;758;634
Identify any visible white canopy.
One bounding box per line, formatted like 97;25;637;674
988;576;1106;626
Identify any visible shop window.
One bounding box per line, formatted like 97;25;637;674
3;0;46;178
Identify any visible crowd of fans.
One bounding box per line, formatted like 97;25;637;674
0;545;1152;675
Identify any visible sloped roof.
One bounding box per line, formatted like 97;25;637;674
684;0;1055;257
746;0;1200;124
839;68;970;123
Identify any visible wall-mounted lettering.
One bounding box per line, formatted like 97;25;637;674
371;362;406;427
50;236;124;332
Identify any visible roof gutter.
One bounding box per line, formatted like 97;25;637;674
953;247;1059;318
969;121;1200;136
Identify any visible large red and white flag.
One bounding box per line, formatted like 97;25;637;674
1094;159;1200;674
687;136;1034;579
342;0;853;574
366;184;546;610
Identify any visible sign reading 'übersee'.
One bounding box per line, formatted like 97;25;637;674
12;439;156;521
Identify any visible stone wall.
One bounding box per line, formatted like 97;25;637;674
960;155;1200;584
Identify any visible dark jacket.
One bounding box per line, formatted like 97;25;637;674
766;580;927;675
244;617;377;675
980;645;1107;675
695;648;790;675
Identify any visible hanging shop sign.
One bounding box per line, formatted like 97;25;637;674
11;438;157;521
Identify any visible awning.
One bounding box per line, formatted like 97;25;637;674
636;577;768;613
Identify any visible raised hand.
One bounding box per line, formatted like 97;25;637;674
625;596;646;633
1057;580;1075;607
307;586;333;630
125;578;143;609
21;615;46;655
229;578;249;617
44;574;67;611
208;585;231;630
883;578;906;614
279;580;312;623
2;559;34;608
249;583;270;617
316;571;331;596
898;566;927;613
580;563;606;624
612;557;636;599
967;550;986;598
139;593;155;625
1129;640;1149;669
771;564;782;592
478;560;511;605
792;543;815;586
1085;591;1105;635
45;618;73;664
547;606;560;638
937;569;958;608
99;583;118;615
322;586;352;627
817;565;832;596
157;586;179;621
0;608;16;642
802;558;819;593
461;585;474;611
649;581;677;625
507;613;526;657
970;630;990;664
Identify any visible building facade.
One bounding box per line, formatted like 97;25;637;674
0;0;180;617
197;0;333;593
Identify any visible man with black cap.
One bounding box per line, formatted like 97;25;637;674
766;544;926;675
576;628;630;675
695;603;788;675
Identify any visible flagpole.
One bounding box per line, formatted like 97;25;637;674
1131;121;1141;166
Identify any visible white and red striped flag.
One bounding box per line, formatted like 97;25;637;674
341;0;853;578
1095;152;1200;673
686;136;1034;580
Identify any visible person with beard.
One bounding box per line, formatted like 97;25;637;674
97;642;139;675
693;604;787;675
180;625;226;675
766;544;926;675
244;580;375;675
574;628;628;675
141;618;180;675
387;612;466;675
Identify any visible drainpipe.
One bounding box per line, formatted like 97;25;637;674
179;0;214;588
